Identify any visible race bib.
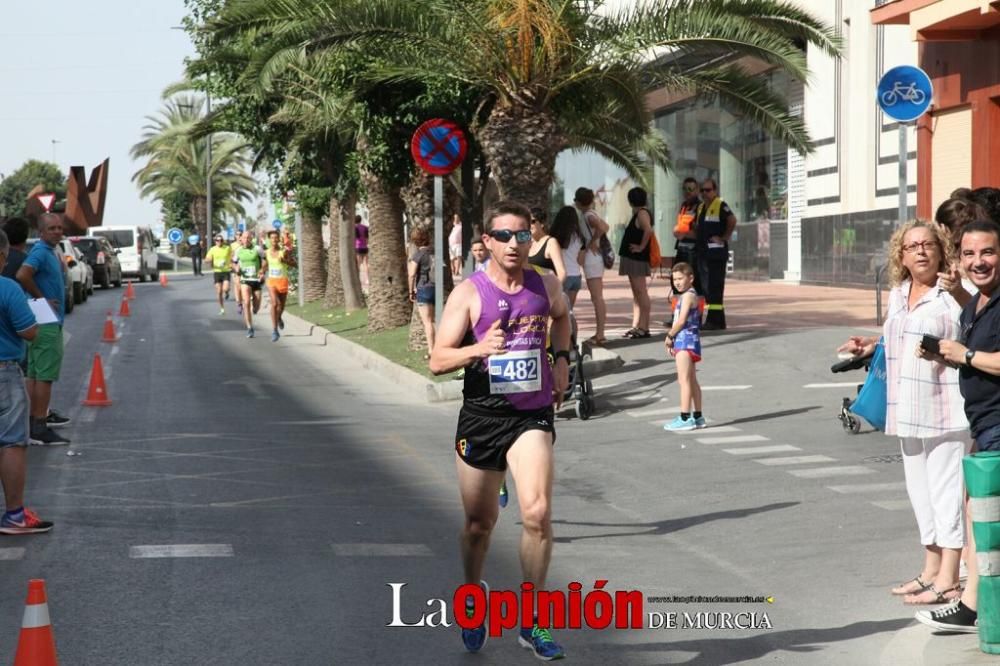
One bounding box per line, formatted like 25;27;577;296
213;257;227;269
268;267;283;278
488;349;542;395
241;265;257;279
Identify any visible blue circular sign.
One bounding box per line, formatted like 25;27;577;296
167;228;183;244
877;65;933;122
272;219;283;230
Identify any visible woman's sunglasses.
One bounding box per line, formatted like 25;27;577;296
488;229;532;244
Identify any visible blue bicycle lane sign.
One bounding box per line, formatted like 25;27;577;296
877;65;933;122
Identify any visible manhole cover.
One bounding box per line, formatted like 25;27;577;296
863;454;903;464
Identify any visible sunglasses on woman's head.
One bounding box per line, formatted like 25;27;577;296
488;229;532;244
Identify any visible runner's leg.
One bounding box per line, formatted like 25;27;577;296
268;285;280;331
241;283;253;329
505;430;555;587
455;454;505;585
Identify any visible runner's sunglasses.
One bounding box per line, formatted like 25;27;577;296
488;229;532;244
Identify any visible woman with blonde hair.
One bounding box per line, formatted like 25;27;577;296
839;220;971;605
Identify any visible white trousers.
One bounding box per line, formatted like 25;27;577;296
900;432;972;549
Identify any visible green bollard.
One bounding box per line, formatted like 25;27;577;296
964;452;1000;654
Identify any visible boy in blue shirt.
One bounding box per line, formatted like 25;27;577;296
0;229;51;534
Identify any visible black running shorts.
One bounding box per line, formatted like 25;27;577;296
213;272;230;284
455;404;555;472
241;278;262;291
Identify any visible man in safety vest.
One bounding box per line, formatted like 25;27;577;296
694;178;736;330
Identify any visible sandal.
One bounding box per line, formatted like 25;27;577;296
891;576;931;596
585;335;607;346
623;328;639;338
633;328;651;339
903;583;962;605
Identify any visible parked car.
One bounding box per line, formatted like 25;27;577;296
91;225;159;282
69;236;123;289
57;239;93;305
25;239;74;314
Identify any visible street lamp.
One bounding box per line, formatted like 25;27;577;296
51;139;61;164
176;94;212;243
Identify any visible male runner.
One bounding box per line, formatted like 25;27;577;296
233;232;266;338
265;230;292;342
430;200;570;660
230;235;244;314
203;235;233;314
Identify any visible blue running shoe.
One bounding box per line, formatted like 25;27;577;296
694;416;707;429
461;580;489;652
246;326;255;339
664;415;697;432
499;480;508;508
271;329;280;342
519;624;564;660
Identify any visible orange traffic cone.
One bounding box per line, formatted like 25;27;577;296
118;298;130;318
159;273;168;287
100;312;118;343
124;282;135;300
13;579;58;666
82;354;112;407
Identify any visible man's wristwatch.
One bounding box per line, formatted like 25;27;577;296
553;350;571;363
965;349;977;367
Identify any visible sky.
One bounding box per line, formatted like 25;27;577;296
0;0;197;234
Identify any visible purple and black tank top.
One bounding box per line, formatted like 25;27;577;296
462;270;553;413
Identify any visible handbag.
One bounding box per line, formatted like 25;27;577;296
599;234;615;269
849;338;887;432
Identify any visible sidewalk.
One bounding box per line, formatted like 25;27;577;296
572;271;880;338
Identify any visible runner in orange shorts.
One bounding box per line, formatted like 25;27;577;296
265;230;294;342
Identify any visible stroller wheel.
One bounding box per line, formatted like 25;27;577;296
585;379;593;395
841;411;861;434
576;396;594;420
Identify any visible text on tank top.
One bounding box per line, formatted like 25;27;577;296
462;270;554;412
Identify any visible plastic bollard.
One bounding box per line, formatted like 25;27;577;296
964;452;1000;654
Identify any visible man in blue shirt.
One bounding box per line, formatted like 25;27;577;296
0;229;52;534
16;214;70;446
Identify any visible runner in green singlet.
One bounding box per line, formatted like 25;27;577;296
234;232;266;339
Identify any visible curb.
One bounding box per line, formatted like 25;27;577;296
283;311;624;403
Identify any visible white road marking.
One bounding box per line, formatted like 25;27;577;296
129;544;234;558
722;445;801;456
332;543;433;557
0;548;26;560
273;418;356;426
788;466;876;479
871;500;912;511
803;382;861;388
754;455;838;466
701;385;752;391
828;482;906;494
695;435;769;445
675;425;741;434
628;407;680;418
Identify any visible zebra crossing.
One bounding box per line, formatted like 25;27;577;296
615;391;909;513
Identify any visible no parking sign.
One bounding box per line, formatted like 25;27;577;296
410;119;467;176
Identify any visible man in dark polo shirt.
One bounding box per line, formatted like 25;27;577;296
917;219;1000;633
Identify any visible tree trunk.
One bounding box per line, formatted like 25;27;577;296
475;104;567;212
324;196;344;309
337;193;364;311
300;209;327;302
189;197;207;239
363;168;410;332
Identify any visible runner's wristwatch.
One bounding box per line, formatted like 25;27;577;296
554;350;571;363
965;349;976;367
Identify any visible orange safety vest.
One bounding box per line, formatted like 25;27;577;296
674;203;697;236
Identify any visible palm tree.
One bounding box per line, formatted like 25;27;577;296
131;95;256;239
211;0;839;210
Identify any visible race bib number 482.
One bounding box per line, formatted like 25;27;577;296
488;349;542;394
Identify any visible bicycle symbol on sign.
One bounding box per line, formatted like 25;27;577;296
881;81;926;107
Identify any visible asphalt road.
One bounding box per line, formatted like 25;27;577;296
0;275;987;664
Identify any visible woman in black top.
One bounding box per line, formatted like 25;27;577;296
619;187;653;338
526;208;567;282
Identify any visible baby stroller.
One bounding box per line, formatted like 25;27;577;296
830;351;875;434
561;311;595;420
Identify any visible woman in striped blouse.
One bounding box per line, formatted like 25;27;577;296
840;220;971;606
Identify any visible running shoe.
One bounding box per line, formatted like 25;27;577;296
278;317;285;330
916;601;978;633
664;415;697;432
461;580;489;652
694;416;707;429
271;329;280;342
46;410;71;428
30;429;70;446
246;326;255;339
0;508;54;535
219;308;225;315
519;624;565;660
499;480;508;508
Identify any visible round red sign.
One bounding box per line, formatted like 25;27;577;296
410;119;467;176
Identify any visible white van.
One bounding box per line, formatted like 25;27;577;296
91;225;159;282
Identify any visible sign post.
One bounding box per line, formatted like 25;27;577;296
410;118;468;325
877;65;933;226
295;211;304;308
167;227;183;272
